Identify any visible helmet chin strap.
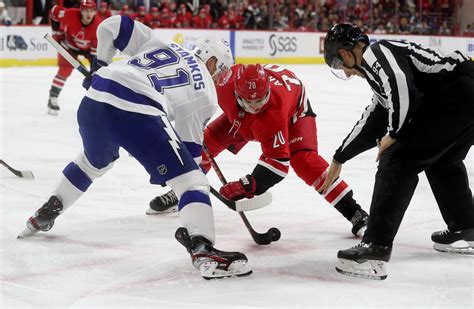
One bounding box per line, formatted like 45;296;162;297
343;50;364;74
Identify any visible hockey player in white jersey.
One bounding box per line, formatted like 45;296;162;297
18;15;251;279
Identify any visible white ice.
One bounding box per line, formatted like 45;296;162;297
1;65;473;308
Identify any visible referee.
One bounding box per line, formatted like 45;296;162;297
321;23;474;279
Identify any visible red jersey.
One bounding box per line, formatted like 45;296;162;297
132;13;149;24
175;11;192;27
50;6;101;55
159;13;177;28
145;14;161;28
96;10;112;20
215;64;310;177
192;15;212;28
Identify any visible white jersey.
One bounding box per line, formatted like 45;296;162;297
85;15;217;155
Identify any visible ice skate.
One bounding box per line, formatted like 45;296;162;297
431;228;474;254
146;190;178;215
18;196;63;238
175;227;252;280
47;97;60;116
335;242;391;280
350;209;369;237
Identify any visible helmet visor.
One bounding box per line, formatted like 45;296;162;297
236;90;271;114
329;56;354;80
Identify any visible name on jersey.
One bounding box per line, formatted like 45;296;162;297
169;43;205;90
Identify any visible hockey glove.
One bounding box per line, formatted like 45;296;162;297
82;58;107;90
220;175;257;201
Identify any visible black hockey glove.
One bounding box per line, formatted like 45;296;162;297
82;58;107;90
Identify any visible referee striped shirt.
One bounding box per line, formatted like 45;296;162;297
333;40;471;164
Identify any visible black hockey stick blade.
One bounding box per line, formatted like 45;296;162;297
238;212;281;245
209;186;280;245
0;160;34;179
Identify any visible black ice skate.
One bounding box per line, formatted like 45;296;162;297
47;97;60;115
350;209;369;237
18;196;63;238
335;242;391;280
146;190;178;215
431;228;474;254
175;227;252;279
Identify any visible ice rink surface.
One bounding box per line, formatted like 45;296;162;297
1;65;473;308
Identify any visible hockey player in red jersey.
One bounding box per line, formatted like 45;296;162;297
149;64;369;237
48;0;101;115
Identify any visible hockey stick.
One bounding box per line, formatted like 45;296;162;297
44;33;91;78
0;160;34;179
209;186;272;212
209;180;272;212
202;145;281;245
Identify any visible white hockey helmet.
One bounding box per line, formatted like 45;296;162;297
193;37;234;79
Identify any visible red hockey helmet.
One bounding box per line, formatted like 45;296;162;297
234;64;271;114
80;0;96;10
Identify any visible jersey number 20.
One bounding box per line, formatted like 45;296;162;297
128;48;190;94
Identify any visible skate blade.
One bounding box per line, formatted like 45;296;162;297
200;260;253;280
47;109;59;116
145;206;178;215
433;241;474;255
335;258;387;280
355;226;367;238
20;171;35;179
17;227;39;239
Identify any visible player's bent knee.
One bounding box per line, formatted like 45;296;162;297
290;150;329;186
75;152;114;181
166;169;209;198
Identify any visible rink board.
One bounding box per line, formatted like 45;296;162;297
1;26;473;67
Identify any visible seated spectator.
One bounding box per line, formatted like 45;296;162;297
192;8;212;29
0;1;12;26
374;22;387;34
273;9;288;31
255;4;269;30
97;2;111;20
175;3;192;28
120;5;134;18
438;20;451;36
241;0;256;29
159;7;176;28
146;7;160;29
420;18;432;35
399;16;412;33
133;6;148;23
217;9;232;29
464;23;474;36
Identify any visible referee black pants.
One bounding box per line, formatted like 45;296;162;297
363;67;474;247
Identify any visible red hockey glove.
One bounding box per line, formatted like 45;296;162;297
52;31;65;43
219;175;257;201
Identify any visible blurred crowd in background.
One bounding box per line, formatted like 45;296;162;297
1;0;474;36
